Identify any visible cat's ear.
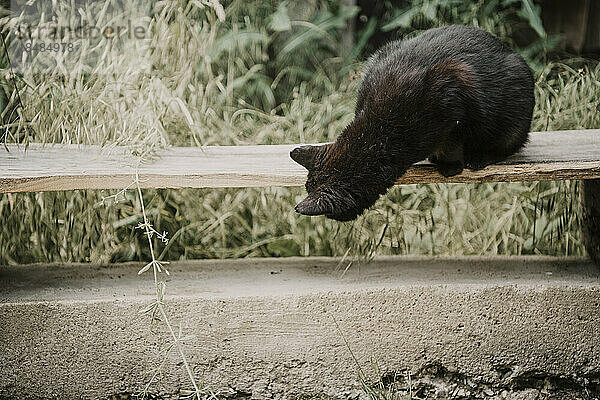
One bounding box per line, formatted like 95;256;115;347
290;144;329;171
294;191;332;216
426;59;473;92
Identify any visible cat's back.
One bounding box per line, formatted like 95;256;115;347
357;25;533;121
356;25;534;159
362;25;511;84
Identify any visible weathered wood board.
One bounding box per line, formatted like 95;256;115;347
1;130;599;193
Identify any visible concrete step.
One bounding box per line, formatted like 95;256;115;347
1;256;599;399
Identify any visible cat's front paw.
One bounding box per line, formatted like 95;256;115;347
465;158;493;170
435;162;464;177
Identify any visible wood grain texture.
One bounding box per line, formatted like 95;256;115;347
1;129;599;193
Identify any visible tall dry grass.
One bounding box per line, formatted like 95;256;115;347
1;0;599;264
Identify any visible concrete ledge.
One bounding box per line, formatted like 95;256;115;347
1;256;600;399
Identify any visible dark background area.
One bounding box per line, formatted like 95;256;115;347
355;0;599;57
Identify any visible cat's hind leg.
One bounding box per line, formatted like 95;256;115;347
464;127;528;170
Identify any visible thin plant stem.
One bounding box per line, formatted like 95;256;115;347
134;167;201;399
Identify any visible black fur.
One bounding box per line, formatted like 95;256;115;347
290;25;535;221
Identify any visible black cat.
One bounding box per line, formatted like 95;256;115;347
290;25;534;221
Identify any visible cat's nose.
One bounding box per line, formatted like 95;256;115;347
295;202;309;215
295;199;325;216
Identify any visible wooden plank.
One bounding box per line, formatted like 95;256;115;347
1;130;599;193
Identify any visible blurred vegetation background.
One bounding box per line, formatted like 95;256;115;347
0;0;599;264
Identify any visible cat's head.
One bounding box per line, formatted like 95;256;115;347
290;142;390;221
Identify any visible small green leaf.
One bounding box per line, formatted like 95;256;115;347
269;2;291;32
381;7;419;32
518;0;546;38
422;3;437;21
139;302;157;314
138;261;153;275
348;17;377;61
